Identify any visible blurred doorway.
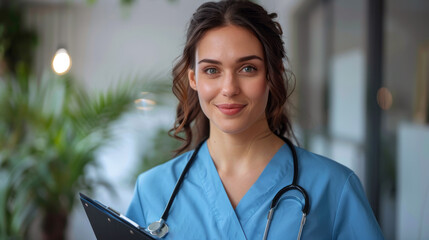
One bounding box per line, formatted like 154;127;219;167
292;0;429;239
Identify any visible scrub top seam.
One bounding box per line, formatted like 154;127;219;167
331;172;354;240
197;144;227;237
201;169;222;236
203;142;248;239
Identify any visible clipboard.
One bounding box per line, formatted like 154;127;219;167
80;193;155;240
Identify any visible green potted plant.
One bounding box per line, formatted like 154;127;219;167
0;72;172;240
0;2;175;239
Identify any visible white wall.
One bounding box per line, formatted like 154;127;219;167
26;0;205;90
25;0;299;90
397;123;429;240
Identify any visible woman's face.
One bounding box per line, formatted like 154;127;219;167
188;25;269;135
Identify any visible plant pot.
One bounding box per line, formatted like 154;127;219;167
42;210;68;240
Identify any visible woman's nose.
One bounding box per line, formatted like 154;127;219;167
221;72;240;97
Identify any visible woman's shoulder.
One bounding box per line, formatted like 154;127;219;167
126;150;195;227
291;147;383;238
136;150;195;186
293;146;362;199
131;150;196;210
296;146;354;180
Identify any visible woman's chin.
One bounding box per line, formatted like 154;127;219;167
211;122;253;136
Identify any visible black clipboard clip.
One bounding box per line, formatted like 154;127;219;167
80;193;155;240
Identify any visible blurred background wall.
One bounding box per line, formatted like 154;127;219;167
1;0;428;239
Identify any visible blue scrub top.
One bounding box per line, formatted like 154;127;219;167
126;141;384;239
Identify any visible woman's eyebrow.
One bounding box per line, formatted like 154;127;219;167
236;55;263;63
198;59;221;65
198;55;263;65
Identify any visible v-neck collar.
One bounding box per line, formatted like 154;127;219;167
235;143;293;224
195;141;293;239
196;142;247;239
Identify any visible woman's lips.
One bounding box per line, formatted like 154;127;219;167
216;104;246;116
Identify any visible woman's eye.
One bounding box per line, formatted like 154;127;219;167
242;66;256;73
204;68;218;75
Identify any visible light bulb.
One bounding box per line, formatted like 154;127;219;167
52;48;72;75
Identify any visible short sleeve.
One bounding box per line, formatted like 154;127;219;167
332;173;384;240
126;175;147;227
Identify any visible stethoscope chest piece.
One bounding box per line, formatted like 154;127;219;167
147;219;169;238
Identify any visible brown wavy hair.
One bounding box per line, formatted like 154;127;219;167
170;0;296;154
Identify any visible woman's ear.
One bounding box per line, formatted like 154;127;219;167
188;69;197;90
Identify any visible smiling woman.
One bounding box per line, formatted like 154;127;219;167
188;25;269;136
126;1;384;239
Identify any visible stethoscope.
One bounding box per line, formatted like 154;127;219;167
146;136;310;240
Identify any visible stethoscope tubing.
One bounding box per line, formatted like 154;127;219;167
262;136;309;240
149;136;310;239
160;139;206;221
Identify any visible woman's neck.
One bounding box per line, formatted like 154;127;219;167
206;122;284;175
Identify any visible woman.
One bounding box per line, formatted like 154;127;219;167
127;1;384;239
